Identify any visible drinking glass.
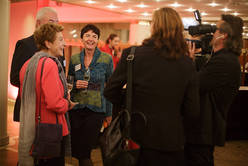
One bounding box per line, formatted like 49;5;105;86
66;75;74;93
83;68;90;93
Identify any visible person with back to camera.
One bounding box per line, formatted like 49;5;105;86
68;24;113;166
10;7;65;122
18;23;77;166
185;14;243;166
104;7;200;166
100;33;121;69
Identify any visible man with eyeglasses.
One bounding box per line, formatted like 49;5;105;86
185;14;243;166
10;7;63;122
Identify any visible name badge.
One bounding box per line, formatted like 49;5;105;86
75;64;81;71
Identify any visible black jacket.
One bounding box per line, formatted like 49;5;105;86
190;49;241;146
104;43;200;151
10;35;37;122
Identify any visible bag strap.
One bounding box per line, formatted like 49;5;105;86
38;57;59;124
126;46;136;113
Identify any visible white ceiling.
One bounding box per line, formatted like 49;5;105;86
55;0;248;22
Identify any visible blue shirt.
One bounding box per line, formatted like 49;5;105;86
68;47;113;116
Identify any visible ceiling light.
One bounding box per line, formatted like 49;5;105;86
208;2;219;7
107;4;118;9
117;0;127;2
232;12;240;16
124;8;135;13
73;34;78;38
220;8;232;12
185;8;195;12
70;29;76;34
201;12;208;16
141;12;151;16
202;22;209;24
169;2;182;8
85;0;96;4
136;3;148;8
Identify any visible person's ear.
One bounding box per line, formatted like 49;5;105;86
223;33;228;39
35;20;41;29
44;40;52;49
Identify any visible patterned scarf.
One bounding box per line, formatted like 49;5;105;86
18;51;71;165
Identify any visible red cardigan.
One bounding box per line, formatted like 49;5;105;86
20;57;69;136
100;44;119;69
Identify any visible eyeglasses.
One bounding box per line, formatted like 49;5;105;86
48;19;59;23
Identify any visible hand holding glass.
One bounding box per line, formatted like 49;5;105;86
66;75;74;93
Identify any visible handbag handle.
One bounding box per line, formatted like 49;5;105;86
126;46;136;113
38;57;59;124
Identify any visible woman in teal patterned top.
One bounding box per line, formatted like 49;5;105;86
68;24;113;166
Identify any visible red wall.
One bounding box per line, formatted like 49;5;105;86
8;1;36;99
8;0;137;99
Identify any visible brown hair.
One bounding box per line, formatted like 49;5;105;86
143;7;188;59
34;23;64;50
106;34;118;44
220;14;243;55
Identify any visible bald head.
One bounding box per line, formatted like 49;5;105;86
35;7;58;29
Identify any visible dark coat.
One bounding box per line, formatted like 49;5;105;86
104;43;200;151
189;49;241;146
10;35;37;122
10;35;66;121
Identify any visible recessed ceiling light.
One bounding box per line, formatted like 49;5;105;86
232;12;240;16
141;12;151;16
124;8;135;13
70;29;76;34
208;2;219;7
220;8;232;12
73;34;78;38
117;0;127;2
185;8;195;12
85;0;96;4
201;12;208;16
169;2;182;8
107;4;118;9
136;3;148;8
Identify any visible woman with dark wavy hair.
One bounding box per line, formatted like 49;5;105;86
104;7;199;166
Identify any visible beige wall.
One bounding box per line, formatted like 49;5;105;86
0;0;10;147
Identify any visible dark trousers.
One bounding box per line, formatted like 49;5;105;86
137;148;185;166
184;144;214;166
70;108;105;159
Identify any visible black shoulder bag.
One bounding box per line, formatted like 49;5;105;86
100;47;147;166
30;57;63;159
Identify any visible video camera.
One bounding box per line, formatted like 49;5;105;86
187;10;217;54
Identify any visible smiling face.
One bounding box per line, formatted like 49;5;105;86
82;30;99;51
109;36;120;48
46;32;65;57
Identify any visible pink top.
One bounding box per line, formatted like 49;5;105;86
20;57;69;136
